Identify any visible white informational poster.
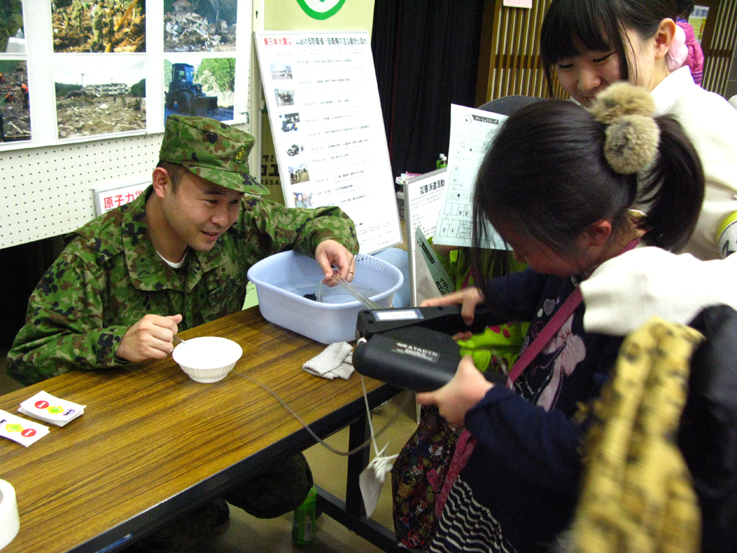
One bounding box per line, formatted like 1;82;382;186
403;168;452;306
433;104;508;250
254;31;402;254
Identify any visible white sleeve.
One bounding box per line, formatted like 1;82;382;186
580;247;737;335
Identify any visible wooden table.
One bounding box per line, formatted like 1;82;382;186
0;308;400;553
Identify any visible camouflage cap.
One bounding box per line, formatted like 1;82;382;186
159;115;268;195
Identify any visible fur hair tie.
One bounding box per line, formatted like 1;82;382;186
589;83;660;175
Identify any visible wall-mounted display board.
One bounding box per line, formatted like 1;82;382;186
254;30;401;255
0;0;255;150
0;0;259;249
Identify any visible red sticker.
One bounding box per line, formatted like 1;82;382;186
21;428;37;437
35;400;49;409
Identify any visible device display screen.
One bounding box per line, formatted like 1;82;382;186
372;309;424;322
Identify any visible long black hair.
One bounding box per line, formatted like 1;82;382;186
676;0;695;18
540;0;679;97
471;99;704;305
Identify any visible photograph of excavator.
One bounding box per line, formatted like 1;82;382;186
163;58;234;122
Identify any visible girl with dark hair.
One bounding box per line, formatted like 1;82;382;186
539;0;737;336
418;83;704;552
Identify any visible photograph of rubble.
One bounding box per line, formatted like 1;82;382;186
288;163;309;185
163;56;234;122
275;88;295;107
0;60;31;144
270;63;292;81
164;0;238;53
53;55;146;139
1;0;25;54
52;0;146;53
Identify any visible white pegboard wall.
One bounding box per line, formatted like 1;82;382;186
0;133;162;248
0;121;256;250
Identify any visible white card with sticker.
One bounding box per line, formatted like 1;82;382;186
0;410;50;447
18;391;86;427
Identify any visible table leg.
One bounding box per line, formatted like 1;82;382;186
346;414;370;518
313;411;400;552
315;487;399;552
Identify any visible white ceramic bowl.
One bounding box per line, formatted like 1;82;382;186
172;337;243;383
0;479;20;550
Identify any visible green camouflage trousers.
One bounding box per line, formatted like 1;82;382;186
224;452;313;518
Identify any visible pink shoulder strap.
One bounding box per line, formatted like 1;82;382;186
506;287;582;387
505;238;640;388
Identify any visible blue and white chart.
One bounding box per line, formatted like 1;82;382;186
433;104;509;250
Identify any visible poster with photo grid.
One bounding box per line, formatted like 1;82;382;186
255;30;401;255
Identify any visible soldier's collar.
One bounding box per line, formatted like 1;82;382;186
121;187;183;291
190;235;228;273
156;248;189;269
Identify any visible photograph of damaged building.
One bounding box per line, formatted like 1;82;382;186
53;55;146;139
164;0;238;53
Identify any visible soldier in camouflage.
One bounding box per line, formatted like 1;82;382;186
8;114;359;551
70;0;83;32
90;0;105;51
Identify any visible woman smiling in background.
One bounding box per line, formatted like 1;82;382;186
538;0;737;336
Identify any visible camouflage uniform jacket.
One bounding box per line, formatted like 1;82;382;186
8;187;359;385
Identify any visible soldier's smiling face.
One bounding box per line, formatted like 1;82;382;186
161;170;243;253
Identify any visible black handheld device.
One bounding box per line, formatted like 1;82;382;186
352;306;506;392
353;326;461;392
355;304;496;340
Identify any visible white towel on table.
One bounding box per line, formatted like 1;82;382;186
303;342;354;380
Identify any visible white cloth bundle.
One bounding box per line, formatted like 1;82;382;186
303;342;354;380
